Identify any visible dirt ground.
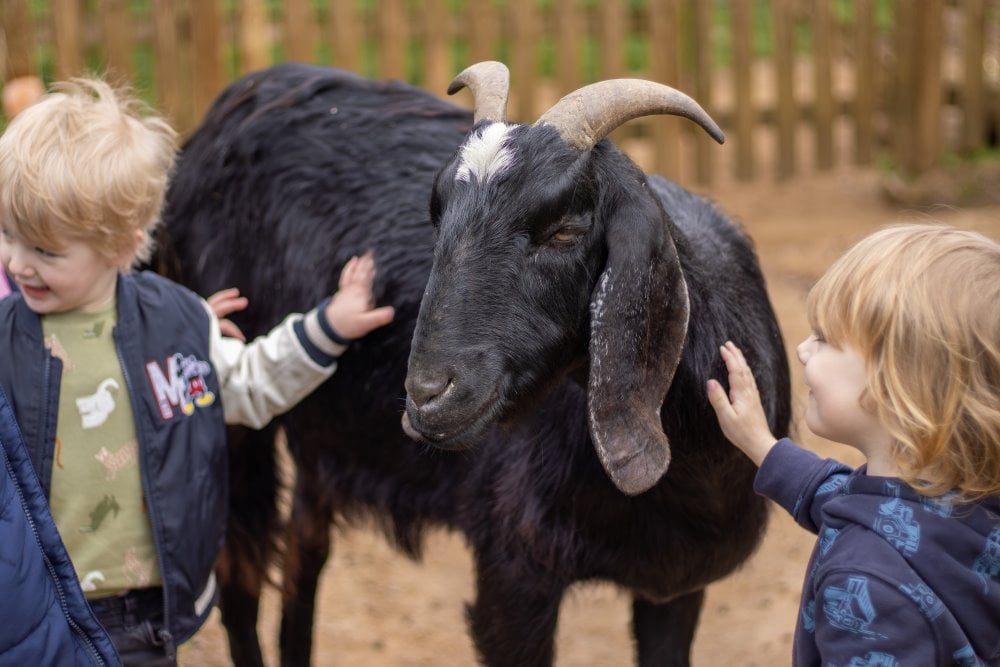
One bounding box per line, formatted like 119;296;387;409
177;164;1000;666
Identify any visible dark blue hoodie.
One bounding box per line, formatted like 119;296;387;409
757;438;1000;666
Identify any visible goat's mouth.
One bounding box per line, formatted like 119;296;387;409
401;389;504;450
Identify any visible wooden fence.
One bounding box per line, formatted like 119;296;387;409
2;0;998;185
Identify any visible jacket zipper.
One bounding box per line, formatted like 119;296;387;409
3;443;106;666
114;330;175;659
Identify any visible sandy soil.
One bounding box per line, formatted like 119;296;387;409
177;166;1000;666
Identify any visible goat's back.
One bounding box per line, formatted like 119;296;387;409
161;62;470;333
159;64;474;541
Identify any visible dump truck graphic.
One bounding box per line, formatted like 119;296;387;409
874;498;920;557
823;576;881;638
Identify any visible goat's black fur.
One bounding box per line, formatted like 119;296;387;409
159;62;791;667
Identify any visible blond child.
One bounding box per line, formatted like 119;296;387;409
707;223;1000;666
0;77;394;665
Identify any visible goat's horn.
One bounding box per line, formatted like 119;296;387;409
535;79;724;150
447;61;510;124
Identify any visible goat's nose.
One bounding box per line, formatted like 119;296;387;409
405;370;453;409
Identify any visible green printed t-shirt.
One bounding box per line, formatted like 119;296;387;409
43;303;162;597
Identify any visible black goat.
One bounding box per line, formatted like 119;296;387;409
158;61;791;667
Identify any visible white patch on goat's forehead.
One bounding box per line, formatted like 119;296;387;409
455;123;516;184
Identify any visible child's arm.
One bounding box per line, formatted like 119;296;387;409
210;252;394;429
706;340;779;466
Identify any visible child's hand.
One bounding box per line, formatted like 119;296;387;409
208;287;249;342
325;251;395;341
706;341;778;466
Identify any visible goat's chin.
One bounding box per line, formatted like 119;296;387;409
400;402;500;451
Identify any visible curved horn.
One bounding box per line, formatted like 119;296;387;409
447;61;510;124
535;79;724;150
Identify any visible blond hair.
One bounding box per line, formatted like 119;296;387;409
0;76;177;266
807;223;1000;499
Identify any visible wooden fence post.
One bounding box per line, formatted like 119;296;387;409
2;0;37;80
648;0;682;182
191;0;223;127
238;0;271;75
509;0;539;121
554;0;584;96
51;0;84;80
913;0;945;174
961;0;986;153
284;0;318;64
853;0;876;166
812;0;834;170
378;0;408;80
773;0;797;180
100;0;135;84
690;0;714;185
732;0;755;181
330;0;361;73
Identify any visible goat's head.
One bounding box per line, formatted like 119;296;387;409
402;62;723;495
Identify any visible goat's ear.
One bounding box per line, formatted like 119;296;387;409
587;194;689;496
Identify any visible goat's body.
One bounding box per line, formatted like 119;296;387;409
160;63;788;666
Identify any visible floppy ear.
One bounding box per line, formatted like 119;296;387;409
587;191;689;496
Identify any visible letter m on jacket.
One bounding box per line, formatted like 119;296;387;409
146;352;213;420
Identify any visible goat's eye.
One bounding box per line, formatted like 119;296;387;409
544;222;586;248
550;230;577;244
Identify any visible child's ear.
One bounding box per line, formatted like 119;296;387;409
109;230;143;269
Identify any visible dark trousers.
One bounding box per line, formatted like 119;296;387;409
89;587;175;667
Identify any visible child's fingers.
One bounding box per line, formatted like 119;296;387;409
721;342;758;393
207;289;249;319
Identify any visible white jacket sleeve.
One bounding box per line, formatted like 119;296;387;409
205;300;348;429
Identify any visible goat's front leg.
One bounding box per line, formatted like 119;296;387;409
278;477;334;667
218;564;264;667
467;558;565;667
632;589;705;667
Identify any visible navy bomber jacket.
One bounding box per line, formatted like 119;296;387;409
0;271;345;655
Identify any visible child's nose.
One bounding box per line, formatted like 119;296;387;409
6;243;32;276
796;338;811;365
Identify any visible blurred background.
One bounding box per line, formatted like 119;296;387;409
2;0;998;193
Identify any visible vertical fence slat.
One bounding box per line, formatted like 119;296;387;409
378;0;408;80
509;0;539;121
172;0;196;134
8;0;993;181
732;0;755;180
913;0;945;173
191;0;223;127
422;0;451;96
812;0;834;170
151;0;178;123
2;0;37;79
330;0;361;72
648;0;681;181
596;0;626;81
284;0;317;63
465;1;499;66
961;0;986;152
100;0;134;83
853;0;876;165
773;0;796;179
891;0;916;173
554;0;583;94
238;0;271;75
51;0;84;79
691;0;714;185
